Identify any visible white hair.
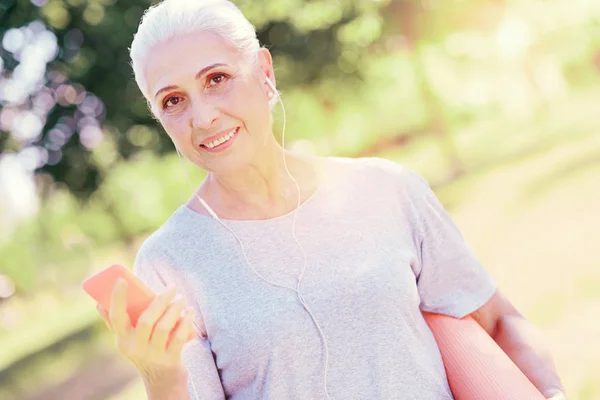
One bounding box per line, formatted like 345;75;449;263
129;0;261;100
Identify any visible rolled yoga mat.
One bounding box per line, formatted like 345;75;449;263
422;312;545;400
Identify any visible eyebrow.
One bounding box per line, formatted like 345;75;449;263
153;63;228;99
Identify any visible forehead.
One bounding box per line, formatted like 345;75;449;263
144;30;246;98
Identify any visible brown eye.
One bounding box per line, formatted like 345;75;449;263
163;96;181;109
208;73;227;86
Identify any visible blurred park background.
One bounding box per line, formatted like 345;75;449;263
0;0;599;398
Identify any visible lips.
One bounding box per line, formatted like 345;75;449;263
196;127;240;153
199;127;238;147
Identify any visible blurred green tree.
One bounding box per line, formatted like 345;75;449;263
0;0;390;199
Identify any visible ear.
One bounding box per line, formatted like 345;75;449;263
256;48;275;90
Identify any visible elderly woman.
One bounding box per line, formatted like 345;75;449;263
99;0;566;399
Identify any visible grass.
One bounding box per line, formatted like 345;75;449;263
0;299;98;373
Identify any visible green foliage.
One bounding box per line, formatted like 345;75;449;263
0;0;391;198
1;0;600;295
0;150;204;292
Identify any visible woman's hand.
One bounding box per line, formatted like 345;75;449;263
97;278;197;379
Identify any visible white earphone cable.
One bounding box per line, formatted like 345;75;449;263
175;78;333;400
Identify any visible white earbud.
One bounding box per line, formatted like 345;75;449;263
265;76;277;97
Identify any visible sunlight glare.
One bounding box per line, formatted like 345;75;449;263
496;18;533;59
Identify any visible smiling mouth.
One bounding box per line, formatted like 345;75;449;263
200;127;239;149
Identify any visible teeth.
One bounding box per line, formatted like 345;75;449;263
203;129;236;149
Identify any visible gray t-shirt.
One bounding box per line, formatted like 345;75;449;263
133;156;497;400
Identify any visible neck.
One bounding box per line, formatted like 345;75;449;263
195;140;321;220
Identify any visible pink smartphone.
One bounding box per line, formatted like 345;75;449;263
81;264;195;341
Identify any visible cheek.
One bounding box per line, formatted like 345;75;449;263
223;84;270;130
160;113;191;145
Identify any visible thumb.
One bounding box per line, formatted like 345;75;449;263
96;304;112;330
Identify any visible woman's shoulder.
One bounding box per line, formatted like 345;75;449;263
324;156;426;190
134;206;214;266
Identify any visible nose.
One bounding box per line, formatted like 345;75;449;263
190;97;219;130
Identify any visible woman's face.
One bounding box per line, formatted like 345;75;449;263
143;30;275;173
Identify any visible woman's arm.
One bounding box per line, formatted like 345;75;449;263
131;250;226;400
142;366;192;400
471;290;567;399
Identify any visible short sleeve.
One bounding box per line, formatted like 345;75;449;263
132;245;169;292
405;170;497;319
132;241;226;400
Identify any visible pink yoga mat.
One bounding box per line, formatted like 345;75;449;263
423;312;545;400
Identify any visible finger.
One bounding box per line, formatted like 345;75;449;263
109;278;132;336
149;296;186;348
168;308;196;356
96;304;112;330
135;285;178;344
